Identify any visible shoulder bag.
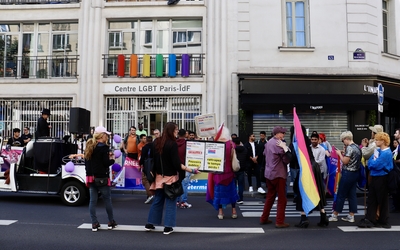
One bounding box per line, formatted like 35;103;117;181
231;142;240;172
161;154;183;199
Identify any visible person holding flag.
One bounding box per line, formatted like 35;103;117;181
329;131;362;223
288;125;328;228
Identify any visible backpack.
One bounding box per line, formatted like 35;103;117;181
384;159;400;194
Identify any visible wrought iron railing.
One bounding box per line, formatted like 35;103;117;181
102;53;204;78
0;0;79;4
0;55;79;79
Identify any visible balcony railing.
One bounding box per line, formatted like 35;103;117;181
0;55;79;79
0;0;80;4
103;53;204;78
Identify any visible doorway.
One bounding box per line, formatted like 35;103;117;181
138;112;167;136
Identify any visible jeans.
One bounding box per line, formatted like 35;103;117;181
260;178;287;224
179;172;191;203
290;168;299;183
148;189;177;228
335;170;358;213
89;183;114;224
235;171;245;201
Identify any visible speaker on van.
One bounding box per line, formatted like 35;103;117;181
69;107;91;134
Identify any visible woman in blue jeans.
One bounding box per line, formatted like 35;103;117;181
329;131;362;223
83;126;117;232
145;122;185;235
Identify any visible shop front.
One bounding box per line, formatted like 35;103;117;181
103;82;207;190
238;75;379;146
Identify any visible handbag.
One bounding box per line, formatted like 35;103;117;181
231;143;240;172
160;154;183;199
144;149;155;183
163;180;184;199
94;177;108;187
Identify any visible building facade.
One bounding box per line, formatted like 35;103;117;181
1;0;400;146
0;0;214;139
230;0;400;145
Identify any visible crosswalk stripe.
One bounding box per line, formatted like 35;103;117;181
78;223;265;234
240;200;366;218
338;226;400;232
0;220;17;225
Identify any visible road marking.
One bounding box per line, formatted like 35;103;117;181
338;226;400;232
78;224;264;234
240;201;365;218
0;220;17;225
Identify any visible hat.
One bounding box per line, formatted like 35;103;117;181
272;126;287;135
41;108;50;115
94;126;111;135
369;125;383;134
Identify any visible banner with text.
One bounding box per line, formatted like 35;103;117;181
194;113;217;138
185;140;225;173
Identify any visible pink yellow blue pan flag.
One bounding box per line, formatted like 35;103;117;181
292;107;320;215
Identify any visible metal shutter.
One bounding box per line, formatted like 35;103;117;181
253;112;348;147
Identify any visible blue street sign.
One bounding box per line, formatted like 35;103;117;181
377;83;384;105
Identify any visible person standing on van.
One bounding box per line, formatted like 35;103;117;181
36;108;51;138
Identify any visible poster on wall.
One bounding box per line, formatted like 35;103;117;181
194;113;217;138
185;140;225;173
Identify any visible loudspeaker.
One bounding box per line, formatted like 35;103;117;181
69;107;91;134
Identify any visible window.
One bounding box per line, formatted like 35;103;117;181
53;34;70;50
109;32;123;48
381;0;398;55
284;0;308;47
382;0;388;53
144;30;152;44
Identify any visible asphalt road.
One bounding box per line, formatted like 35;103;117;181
1;190;400;250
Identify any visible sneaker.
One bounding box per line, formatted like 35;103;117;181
249;187;254;192
92;222;100;232
176;201;181;207
341;215;355;223
108;220;118;230
237;200;244;204
180;202;192;208
144;195;154;204
257;187;266;194
145;224;155;231
163;227;174;235
329;214;338;222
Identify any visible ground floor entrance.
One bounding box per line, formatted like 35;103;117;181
105;95;202;137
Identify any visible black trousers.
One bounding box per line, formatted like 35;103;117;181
247;162;261;188
366;175;389;224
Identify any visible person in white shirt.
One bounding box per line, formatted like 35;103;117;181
310;131;327;180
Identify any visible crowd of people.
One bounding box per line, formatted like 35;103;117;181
5;109;399;234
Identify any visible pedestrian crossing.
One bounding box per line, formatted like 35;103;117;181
0;220;17;225
239;200;365;218
77;223;265;234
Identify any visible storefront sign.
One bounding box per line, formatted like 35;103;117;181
354;124;369;131
310;106;323;110
105;83;202;95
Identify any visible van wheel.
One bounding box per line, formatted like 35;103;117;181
60;181;87;206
